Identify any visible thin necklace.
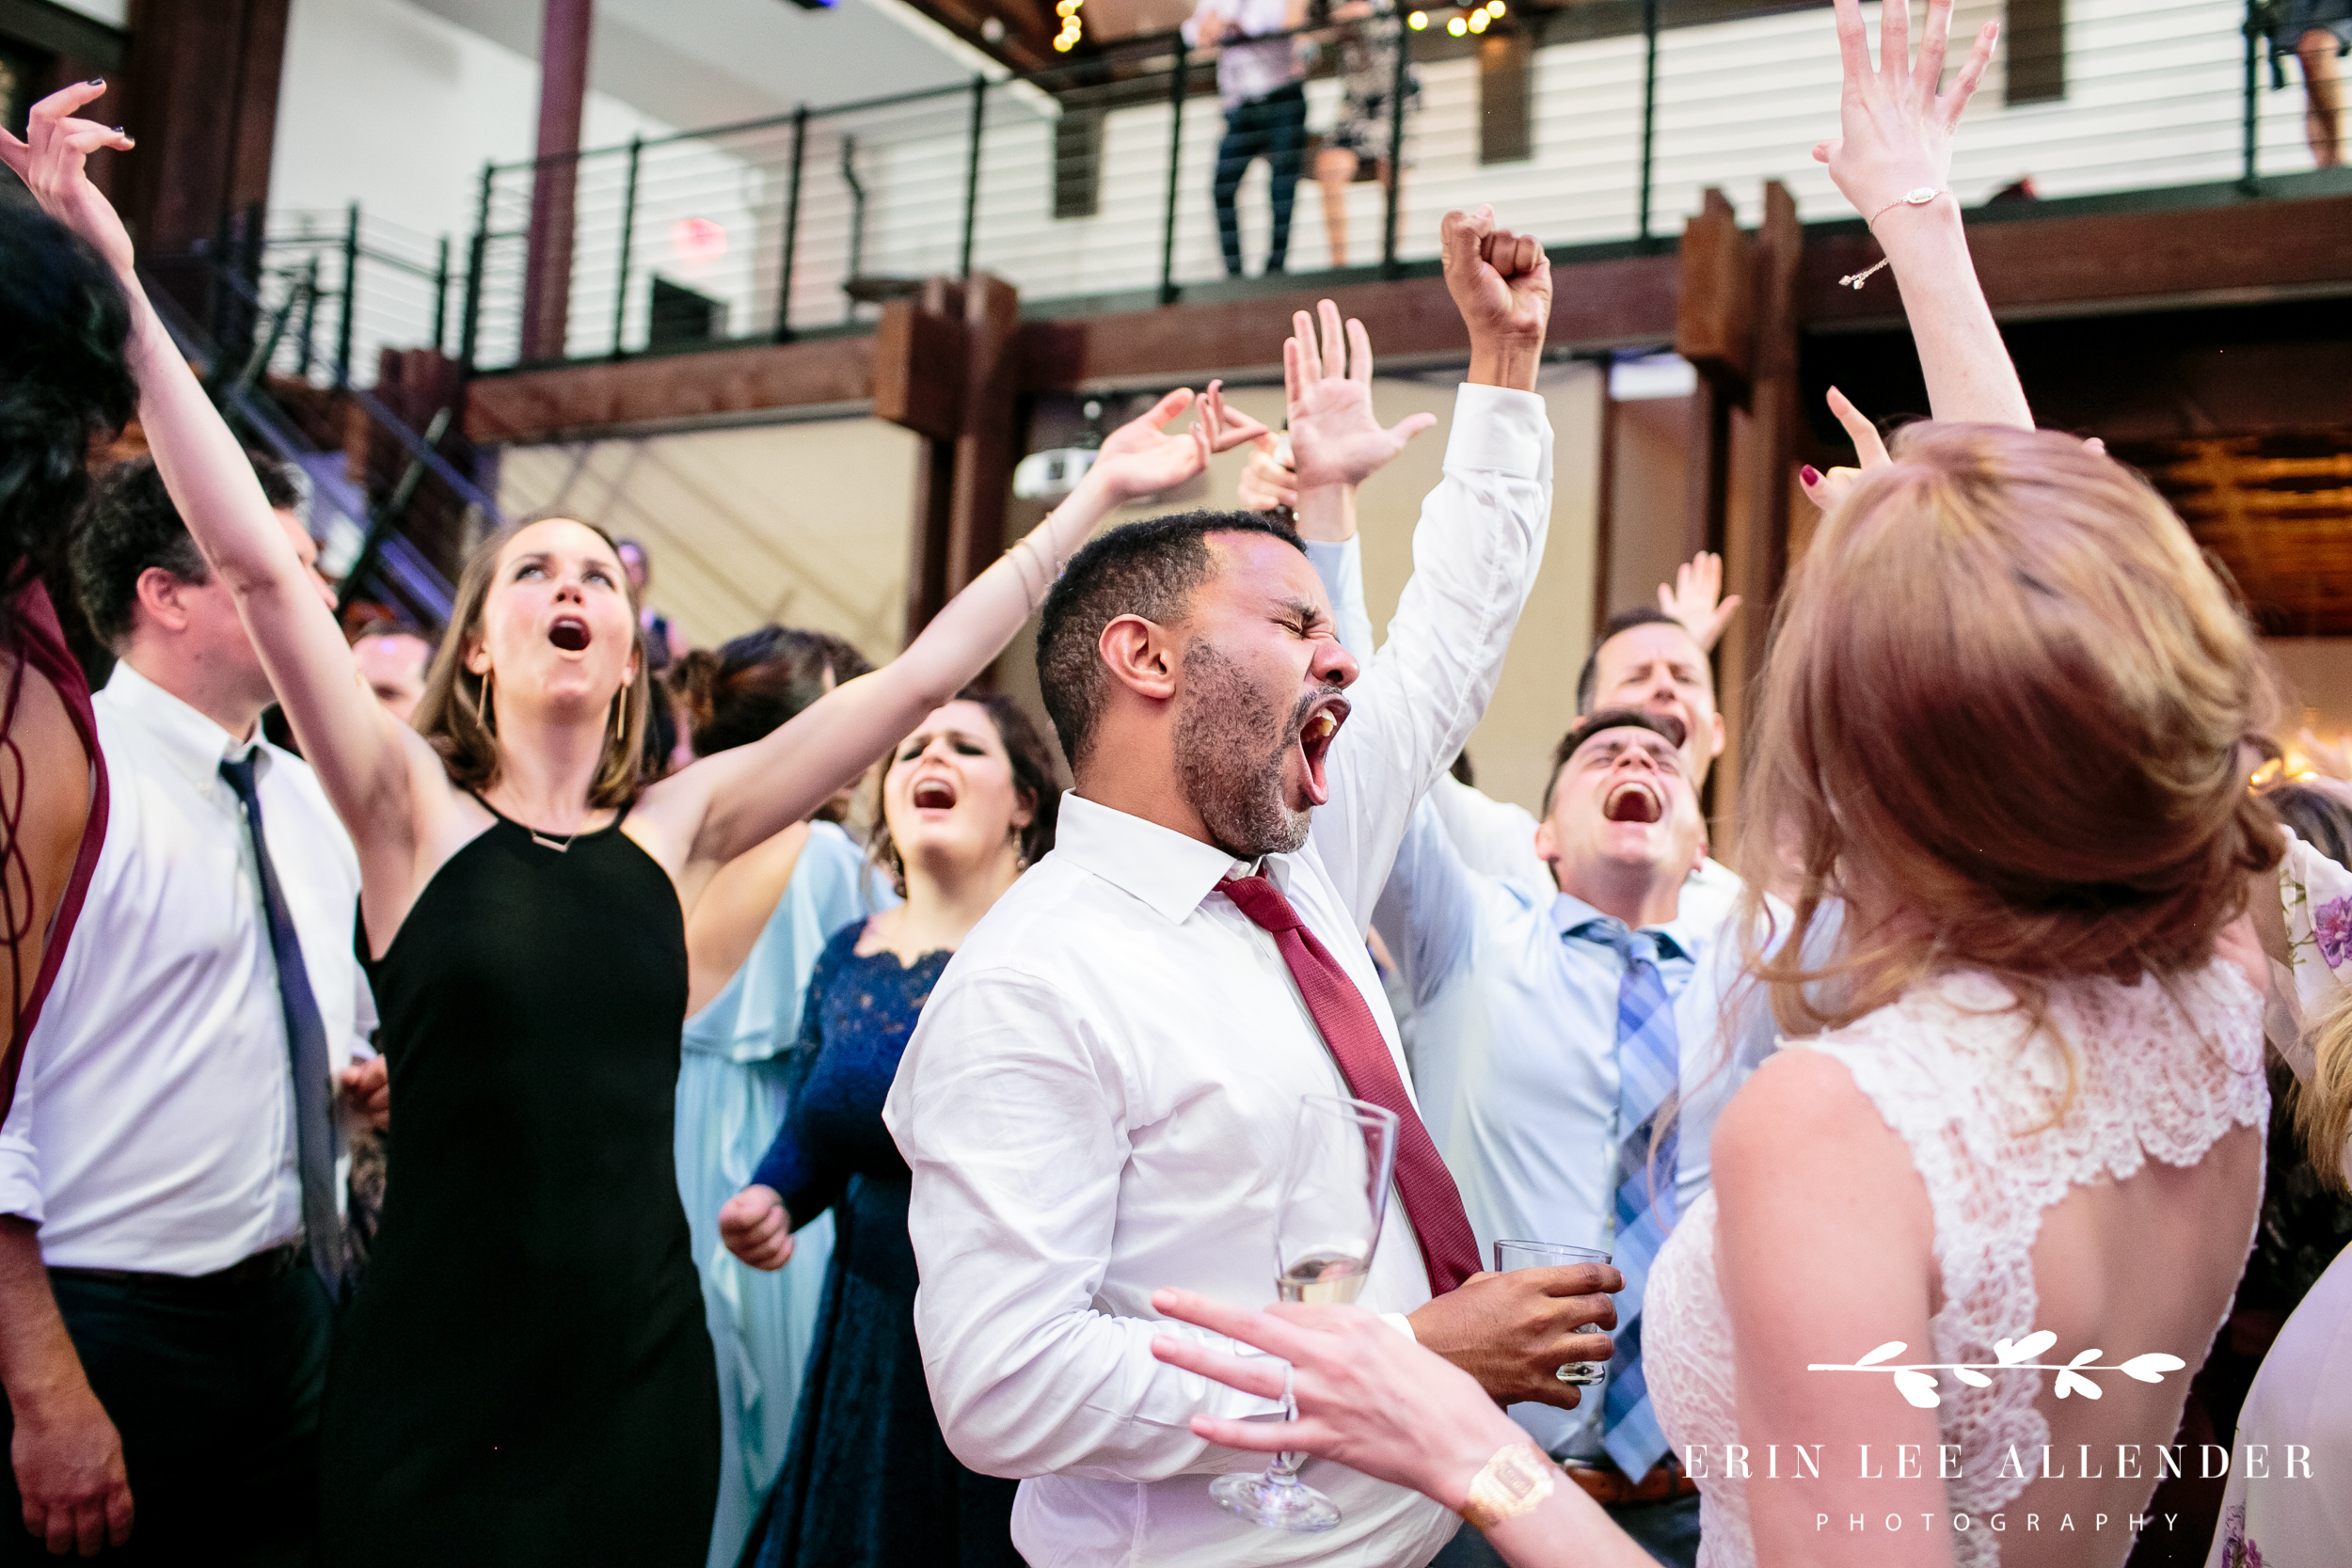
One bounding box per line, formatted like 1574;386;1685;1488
527;826;580;854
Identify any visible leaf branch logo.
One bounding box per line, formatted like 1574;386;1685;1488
1807;1332;2187;1409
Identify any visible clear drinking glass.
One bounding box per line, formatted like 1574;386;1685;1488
1494;1239;1613;1386
1210;1095;1400;1533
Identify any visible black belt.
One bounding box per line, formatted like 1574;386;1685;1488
50;1242;304;1295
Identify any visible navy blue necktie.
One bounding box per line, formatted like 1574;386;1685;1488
1568;919;1682;1482
220;754;345;1291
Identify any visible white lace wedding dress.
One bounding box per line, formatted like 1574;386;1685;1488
1644;960;2269;1568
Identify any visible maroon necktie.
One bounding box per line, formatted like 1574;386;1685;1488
1217;874;1483;1297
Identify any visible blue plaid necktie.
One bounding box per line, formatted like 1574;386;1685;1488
220;754;345;1291
1568;919;1681;1482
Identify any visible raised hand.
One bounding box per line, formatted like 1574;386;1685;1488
1438;207;1551;391
1797;385;1894;512
717;1185;796;1271
1658;551;1742;654
1235;433;1298;515
1286;300;1438;491
1084;383;1270;507
1813;0;1998;221
0;82;137;275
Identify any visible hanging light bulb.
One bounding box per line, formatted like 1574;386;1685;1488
1468;8;1489;29
1487;0;1505;13
1446;13;1467;33
1408;8;1428;25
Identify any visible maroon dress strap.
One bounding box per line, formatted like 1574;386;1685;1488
0;578;109;1120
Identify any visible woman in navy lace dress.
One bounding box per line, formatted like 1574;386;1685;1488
723;690;1058;1568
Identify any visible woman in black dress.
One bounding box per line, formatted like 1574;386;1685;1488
9;102;1264;1568
721;692;1057;1568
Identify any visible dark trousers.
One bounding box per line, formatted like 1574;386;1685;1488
0;1261;333;1565
1213;83;1308;276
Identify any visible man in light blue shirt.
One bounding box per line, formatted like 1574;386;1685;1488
1376;705;1775;1568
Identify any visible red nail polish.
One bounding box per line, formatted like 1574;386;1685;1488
1800;465;1821;485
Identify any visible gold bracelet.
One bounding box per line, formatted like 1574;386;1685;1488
1458;1441;1559;1531
1838;186;1946;291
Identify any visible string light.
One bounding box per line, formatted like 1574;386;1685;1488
1408;8;1428;25
1447;13;1467;33
1055;0;1084;51
1487;0;1505;13
1469;8;1489;29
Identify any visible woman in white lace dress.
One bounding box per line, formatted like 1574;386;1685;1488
1144;3;2285;1566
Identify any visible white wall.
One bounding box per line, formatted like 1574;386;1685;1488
272;0;686;246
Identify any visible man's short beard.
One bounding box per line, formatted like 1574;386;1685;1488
1174;638;1313;859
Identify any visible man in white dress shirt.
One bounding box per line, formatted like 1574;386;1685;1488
887;211;1618;1568
0;456;375;1563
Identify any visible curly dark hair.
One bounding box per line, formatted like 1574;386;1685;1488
1035;509;1305;770
72;453;302;651
867;689;1060;894
0;204;135;636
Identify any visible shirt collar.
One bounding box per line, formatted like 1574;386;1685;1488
1550;888;1693;963
102;661;268;797
1053;792;1295;926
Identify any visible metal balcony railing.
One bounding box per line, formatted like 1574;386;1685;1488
441;0;2336;374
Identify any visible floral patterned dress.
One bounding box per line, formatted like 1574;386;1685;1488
2204;830;2352;1567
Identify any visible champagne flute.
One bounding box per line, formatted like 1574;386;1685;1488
1211;1095;1399;1532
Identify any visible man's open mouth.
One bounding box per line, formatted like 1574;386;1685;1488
548;615;591;652
912;777;959;811
1605;780;1663;824
1295;696;1349;807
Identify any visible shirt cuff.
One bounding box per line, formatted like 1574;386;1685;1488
1443;383;1552;485
1380;1311;1418;1344
0;1140;43;1228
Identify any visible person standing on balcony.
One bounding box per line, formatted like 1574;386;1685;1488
1185;0;1313;277
2275;0;2347;166
1314;0;1419;268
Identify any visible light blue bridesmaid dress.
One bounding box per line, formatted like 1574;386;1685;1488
675;820;889;1568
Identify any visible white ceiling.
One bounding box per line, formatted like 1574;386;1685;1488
407;0;992;135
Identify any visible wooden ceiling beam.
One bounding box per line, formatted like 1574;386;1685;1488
1805;191;2352;326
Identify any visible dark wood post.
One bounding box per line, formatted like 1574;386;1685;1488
519;0;594;364
1711;182;1802;854
118;0;291;331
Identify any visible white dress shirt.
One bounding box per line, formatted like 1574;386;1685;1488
0;663;374;1274
885;382;1552;1568
1183;0;1306;106
1372;800;1777;1460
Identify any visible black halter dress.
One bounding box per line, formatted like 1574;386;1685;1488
320;803;719;1565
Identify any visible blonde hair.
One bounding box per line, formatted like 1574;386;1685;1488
412;515;652;810
1739;422;2281;1037
2300;990;2352;1193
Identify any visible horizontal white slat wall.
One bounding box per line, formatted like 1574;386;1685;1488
478;0;2310;365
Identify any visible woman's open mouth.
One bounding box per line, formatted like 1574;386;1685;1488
548;615;592;653
1605;780;1664;825
911;777;959;811
1295;697;1348;807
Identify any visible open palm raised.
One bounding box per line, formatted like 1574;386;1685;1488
1286;300;1438;491
1086;382;1270;505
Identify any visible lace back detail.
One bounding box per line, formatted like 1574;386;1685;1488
1644;961;2268;1568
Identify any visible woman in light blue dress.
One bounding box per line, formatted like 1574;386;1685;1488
667;626;892;1568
